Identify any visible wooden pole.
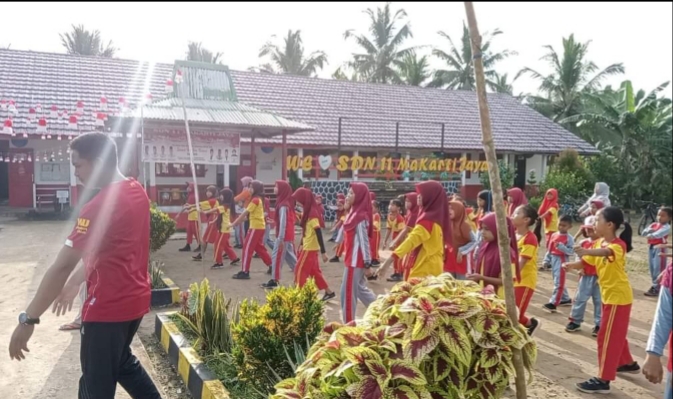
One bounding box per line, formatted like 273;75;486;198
464;3;528;398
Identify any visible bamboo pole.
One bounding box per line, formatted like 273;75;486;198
463;3;528;398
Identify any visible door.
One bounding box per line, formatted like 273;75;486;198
8;149;34;207
514;155;527;190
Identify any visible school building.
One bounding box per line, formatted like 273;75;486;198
0;48;597;221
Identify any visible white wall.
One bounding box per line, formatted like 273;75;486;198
255;146;283;182
526;154;545;185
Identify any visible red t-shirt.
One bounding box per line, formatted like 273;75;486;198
66;179;151;322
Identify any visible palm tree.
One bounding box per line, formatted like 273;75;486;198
429;23;515;91
396;51;430;86
186;42;223;64
258;30;328;76
516;34;624;122
332;66;363;82
59;25;116;57
343;2;413;84
492;73;513;94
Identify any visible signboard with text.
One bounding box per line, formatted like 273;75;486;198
287;154;488;173
142;128;240;165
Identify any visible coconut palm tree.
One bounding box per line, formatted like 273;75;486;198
492;73;514;94
396;51;430;86
186;42;223;64
59;25;117;57
332;66;363;82
258;30;327;76
429;23;515;91
516;34;624;122
343;3;413;84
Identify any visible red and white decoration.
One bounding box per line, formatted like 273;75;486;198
95;112;106;127
28;107;37;122
50;104;58;118
36;104;42;113
0;99;6;110
3;118;13;135
8;100;17;114
165;78;174;93
175;69;183;84
76;100;84;115
68;115;78;130
100;95;108;111
37;117;48;134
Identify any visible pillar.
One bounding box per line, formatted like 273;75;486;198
281;131;287;181
297;148;304;180
69;151;78;207
224;164;230;188
250;135;256;179
404;152;410;182
541;155;548;181
352;150;359;181
148;162;157;202
460;152;468;198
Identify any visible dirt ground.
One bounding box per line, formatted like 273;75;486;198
0;219;667;399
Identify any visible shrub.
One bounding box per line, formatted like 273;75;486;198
480;160;515;190
540;169;591;201
233;280;325;394
177;279;237;356
272;274;537;399
149;261;167;289
150;203;176;253
529;196;542;211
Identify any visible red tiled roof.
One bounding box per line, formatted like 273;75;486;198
0;48;597;154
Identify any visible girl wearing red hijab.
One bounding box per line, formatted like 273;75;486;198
340;182;377;323
292;188;336;301
179;183;201;252
192;185;220;261
507;187;528;217
329;193;347;242
444;201;478;279
468;213;521;298
330;199;350;263
231;180;272;279
212;188;240;269
370;200;382;267
538;188;560;247
381;181;452;281
262;181;298;289
315;195;326;228
387;192;420;280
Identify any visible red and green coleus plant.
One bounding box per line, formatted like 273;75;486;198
271;274;537;399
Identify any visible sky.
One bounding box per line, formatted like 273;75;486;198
2;2;672;97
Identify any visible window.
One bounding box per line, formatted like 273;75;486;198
156;163;207;178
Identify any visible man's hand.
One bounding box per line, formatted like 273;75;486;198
642;354;664;384
8;324;34;361
321;253;329;263
466;273;482;282
52;283;80;316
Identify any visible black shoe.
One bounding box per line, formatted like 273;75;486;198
559;299;572;307
322;292;336;302
253;253;260;259
193;245;201;253
565;322;581;333
232;271;250;280
617;362;640;374
261;279;279;289
367;275;378;281
328;238;335;242
387;273;403;282
329;256;340;263
179;244;192;252
371;259;381;267
230;258;240;266
211;263;224;270
527;318;541;337
234;244;243;249
542;303;557;313
644;287;660;297
539;263;551;271
266;267;272;275
592;326;600;337
192;253;202;261
575;377;610;394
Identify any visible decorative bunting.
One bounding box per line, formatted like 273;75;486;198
175;69;183;84
2;118;13;135
8;100;17;114
76;100;84;115
0;99;6;110
36;117;48;133
50;104;58;118
100;95;108;111
165;78;174;93
68;115;78;130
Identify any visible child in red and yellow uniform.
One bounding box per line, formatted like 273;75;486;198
569;206;638;394
234;176;252;242
537;188;559;252
388;192;419;281
231;180;272;279
475;190;493;225
370;201;382;267
468;213;520;299
445;201;477;279
179;183;201;252
506;187;528;217
191;186;220;261
329;201;348;263
292;188;336;301
380;181;451;281
212;189;240;269
379;199;406;282
511;205;542;336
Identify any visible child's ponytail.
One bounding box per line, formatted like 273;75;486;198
620;222;633;253
601;206;633;253
534;218;543;243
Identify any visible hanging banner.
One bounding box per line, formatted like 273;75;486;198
286;154;488;173
142;128;240;165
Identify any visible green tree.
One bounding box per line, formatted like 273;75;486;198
396;50;430;86
331;66;363;82
258;30;328;76
343;2;413;84
429;23;515;91
516;34;624;123
566;81;673;206
59;25;116;57
186;41;223;64
492;73;514;94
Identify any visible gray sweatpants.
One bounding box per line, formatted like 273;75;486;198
270;240;297;282
340;267;377;323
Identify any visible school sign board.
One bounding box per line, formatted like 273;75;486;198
286;154;489;173
142;128;240;165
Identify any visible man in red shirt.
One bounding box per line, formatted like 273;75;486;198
8;133;161;399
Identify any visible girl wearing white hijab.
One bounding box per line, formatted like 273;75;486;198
579;182;611;217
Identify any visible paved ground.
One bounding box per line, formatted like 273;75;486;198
0;219;165;399
0;218;668;398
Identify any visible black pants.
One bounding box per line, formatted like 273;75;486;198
79;318;161;399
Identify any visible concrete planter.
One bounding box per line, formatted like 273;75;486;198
151;276;180;307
